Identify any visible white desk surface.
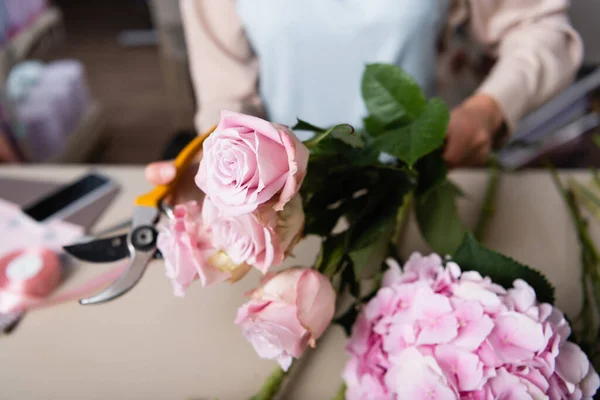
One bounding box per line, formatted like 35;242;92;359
0;166;596;400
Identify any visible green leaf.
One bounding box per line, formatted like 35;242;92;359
349;216;395;279
363;116;388;136
593;134;600;149
303;207;344;237
415;148;447;197
302;169;378;237
331;125;364;148
416;179;467;255
333;383;347;400
316;232;350;278
372;98;450;167
292;119;325;132
333;305;360;337
341;261;361;299
304;124;355;148
308;138;352;159
352;146;382;167
453;233;556;304
349;171;411;278
361;271;384;303
361;63;426;125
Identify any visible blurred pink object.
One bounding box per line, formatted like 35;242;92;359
0;198;125;316
0;198;83;256
0;246;127;315
0;247;61;313
343;253;600;400
14;60;90;162
3;0;47;36
41;60;90;134
235;268;336;371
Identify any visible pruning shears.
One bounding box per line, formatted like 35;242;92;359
63;128;214;305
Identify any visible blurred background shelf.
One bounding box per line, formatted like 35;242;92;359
50;101;104;163
0;6;65;82
10;6;64;62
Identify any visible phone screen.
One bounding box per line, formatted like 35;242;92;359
22;173;111;222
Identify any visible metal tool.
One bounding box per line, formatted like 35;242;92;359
63;128;214;305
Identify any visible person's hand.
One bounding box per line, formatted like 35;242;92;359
443;94;504;167
144;161;203;204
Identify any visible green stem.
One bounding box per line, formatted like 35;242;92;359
249;365;289;400
391;192;413;245
550;167;600;359
474;157;500;242
331;383;347;400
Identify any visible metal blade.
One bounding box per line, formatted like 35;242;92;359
79;246;156;305
78;206;162;305
63;234;129;263
63;234;163;262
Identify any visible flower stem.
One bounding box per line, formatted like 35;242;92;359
249;365;289;400
474;156;500;242
331;383;347;400
550;167;600;363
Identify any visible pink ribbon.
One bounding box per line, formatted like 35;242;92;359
0;247;126;314
0;198;128;314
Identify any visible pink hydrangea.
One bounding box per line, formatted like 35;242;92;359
343;252;600;400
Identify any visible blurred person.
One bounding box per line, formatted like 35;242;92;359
146;0;583;186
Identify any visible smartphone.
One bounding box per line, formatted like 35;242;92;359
21;172;118;223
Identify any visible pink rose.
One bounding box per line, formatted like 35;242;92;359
196;110;309;217
202;194;304;273
235;268;336;371
156;201;251;296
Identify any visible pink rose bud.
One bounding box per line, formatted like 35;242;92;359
235;268;336;371
196;110;309;217
202;194;304;273
157;201;251;296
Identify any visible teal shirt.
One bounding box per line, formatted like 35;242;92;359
236;0;449;131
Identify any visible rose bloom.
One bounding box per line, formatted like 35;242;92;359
202;194;304;273
156;201;251;296
195;110;309;217
235;268;336;371
343;253;600;400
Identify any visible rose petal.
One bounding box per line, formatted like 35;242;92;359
273;124;309;211
217;110;284;144
261;268;304;303
296;270;336;339
236;300;309;360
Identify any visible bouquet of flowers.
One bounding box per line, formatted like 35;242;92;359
156;63;599;399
